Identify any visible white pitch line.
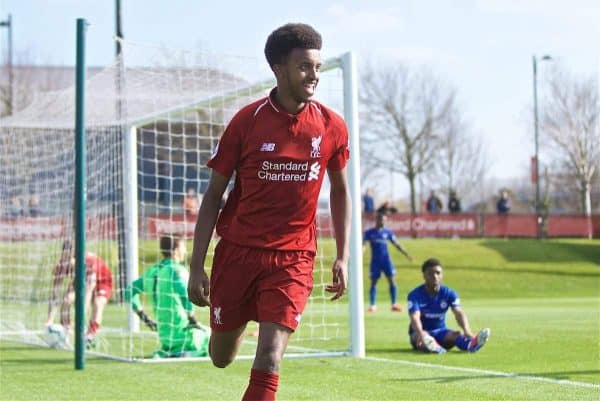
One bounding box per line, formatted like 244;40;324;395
365;356;600;389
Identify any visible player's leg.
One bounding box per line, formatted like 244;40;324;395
242;248;313;401
440;327;490;352
383;262;400;311
241;322;291;401
209;324;248;367
368;263;381;312
467;328;491;352
253;322;292;371
207;240;260;367
412;329;446;354
440;329;463;350
368;278;379;312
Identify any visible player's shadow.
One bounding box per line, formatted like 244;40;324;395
393;369;600;384
369;347;417;354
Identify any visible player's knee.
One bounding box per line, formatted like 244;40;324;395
209;344;235;368
209;352;234;368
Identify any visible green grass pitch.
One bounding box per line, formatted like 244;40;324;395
1;238;599;400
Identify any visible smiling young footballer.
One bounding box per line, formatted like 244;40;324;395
187;23;351;401
407;258;490;354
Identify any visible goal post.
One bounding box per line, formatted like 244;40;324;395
0;38;364;362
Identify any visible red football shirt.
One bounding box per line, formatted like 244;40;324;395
85;252;112;286
207;88;350;252
54;252;112;285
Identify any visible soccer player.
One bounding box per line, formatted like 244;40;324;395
125;234;209;358
363;212;413;312
45;240;113;347
187;23;351;401
407;258;490;354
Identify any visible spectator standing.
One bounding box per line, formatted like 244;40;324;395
28;194;41;217
8;196;24;217
447;191;461;214
496;190;511;214
363;188;375;213
426;191;443;213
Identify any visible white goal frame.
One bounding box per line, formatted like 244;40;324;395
120;52;365;360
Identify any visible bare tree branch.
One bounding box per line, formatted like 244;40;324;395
541;67;599;217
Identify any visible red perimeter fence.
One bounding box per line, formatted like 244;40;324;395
1;213;598;241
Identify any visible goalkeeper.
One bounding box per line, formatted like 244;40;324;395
125;234;209;358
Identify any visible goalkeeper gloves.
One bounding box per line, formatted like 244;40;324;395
187;315;202;330
136;310;157;331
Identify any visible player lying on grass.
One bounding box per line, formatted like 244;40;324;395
45;240;113;348
363;212;413;312
125;234;209;358
407;258;490;354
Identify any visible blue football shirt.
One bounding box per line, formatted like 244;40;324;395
363;227;396;260
407;284;460;333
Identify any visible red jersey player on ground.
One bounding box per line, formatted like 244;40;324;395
45;240;114;348
187;23;351;401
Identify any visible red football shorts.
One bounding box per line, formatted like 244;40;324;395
209;239;315;332
95;274;113;300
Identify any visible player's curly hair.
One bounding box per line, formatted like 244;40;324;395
422;258;442;272
264;23;322;67
160;233;183;258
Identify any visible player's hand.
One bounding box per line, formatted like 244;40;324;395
188;267;210;307
186;315;202;330
326;259;348;301
136;310;157;331
407;255;414;263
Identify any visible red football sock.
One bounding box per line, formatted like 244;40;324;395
241;368;279;401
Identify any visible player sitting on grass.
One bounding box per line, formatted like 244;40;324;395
407;258;490;354
125;234;209;358
363;212;413;312
45;240;113;348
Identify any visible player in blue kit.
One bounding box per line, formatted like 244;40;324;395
364;212;413;312
407;258;490;353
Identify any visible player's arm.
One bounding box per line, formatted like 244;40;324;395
188;170;230;307
124;276;144;310
46;260;69;326
451;306;474;338
123;276;157;330
326;167;351;301
408;310;428;346
390;237;413;262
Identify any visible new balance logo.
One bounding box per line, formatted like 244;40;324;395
308;162;320;181
213;306;223;325
260;143;276;152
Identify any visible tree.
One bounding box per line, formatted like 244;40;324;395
360;63;456;213
540;68;599;220
427;112;489;207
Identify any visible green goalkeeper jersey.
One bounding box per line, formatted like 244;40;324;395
125;259;208;355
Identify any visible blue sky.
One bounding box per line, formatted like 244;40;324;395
1;0;598;198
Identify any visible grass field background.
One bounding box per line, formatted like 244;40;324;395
1;238;599;400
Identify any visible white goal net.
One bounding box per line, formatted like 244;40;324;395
0;39;363;361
